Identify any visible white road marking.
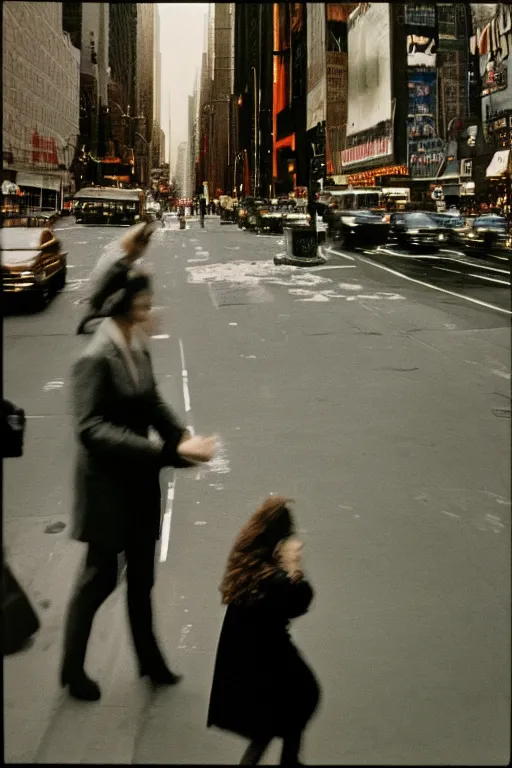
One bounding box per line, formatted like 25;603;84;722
433;266;465;275
324;246;355;262
159;473;175;562
151;334;170;339
357;255;512;315
442;255;510;275
468;273;511;286
492;369;511;380
376;247;444;259
178;338;191;412
308;264;357;271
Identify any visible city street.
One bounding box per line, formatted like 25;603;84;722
4;217;510;764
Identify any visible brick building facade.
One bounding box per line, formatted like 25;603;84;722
3;1;80;210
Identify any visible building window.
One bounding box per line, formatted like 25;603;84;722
405;4;436;28
437;4;456;37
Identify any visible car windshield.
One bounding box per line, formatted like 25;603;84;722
473;217;507;230
403;213;436;227
435;215;465;227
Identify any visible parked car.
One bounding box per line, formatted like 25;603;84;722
243;199;269;231
388;211;448;251
255;200;284;234
455;214;511;257
237;197;255;229
281;199;311;229
1;221;67;310
327;209;390;249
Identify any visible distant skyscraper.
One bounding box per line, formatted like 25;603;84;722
136;3;155;184
175;141;188;197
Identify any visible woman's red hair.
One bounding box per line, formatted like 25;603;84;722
220;495;294;604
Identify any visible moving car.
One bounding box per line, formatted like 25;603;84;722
455;214;511;258
388;211;448;251
2;220;67;309
327;209;390;249
431;212;467;245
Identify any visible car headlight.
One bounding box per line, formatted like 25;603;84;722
468;232;475;238
343;216;357;226
408;229;419;234
438;234;445;240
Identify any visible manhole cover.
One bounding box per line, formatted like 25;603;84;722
493;408;511;419
209;282;274;307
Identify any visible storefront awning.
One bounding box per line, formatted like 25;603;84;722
16;172;61;192
442;184;461;197
486;150;510;178
439;159;460;180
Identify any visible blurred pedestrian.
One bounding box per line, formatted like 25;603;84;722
76;220;158;334
61;267;217;701
200;196;207;228
207;496;320;765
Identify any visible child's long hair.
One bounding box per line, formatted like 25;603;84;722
220;495;294;605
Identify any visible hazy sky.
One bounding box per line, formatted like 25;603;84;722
159;2;208;170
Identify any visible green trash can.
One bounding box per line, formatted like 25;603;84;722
284;226;318;259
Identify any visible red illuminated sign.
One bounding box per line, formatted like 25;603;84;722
341;137;392;168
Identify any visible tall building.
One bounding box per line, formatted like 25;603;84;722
108;4;137;164
341;3;409;187
471;2;512;211
187;86;199;197
210;3;234;196
272;4;308;196
175;141;188;198
234;3;273;197
61;1;114;187
198;28;213;196
3;1;80;211
136;3;155;186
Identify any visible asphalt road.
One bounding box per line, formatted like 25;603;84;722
3;217;510;764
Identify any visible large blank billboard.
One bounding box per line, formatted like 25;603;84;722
307;3;326;131
346;4;392;137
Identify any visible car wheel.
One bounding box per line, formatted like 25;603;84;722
55;266;67;291
33;285;50;312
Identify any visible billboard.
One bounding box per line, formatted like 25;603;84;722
346;4;392;137
407;71;445;178
307;3;326;131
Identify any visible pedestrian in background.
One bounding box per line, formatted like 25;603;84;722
207;496;320;765
61;267;217;701
76;220;158;334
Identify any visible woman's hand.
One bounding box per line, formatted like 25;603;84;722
177;434;217;463
276;537;304;581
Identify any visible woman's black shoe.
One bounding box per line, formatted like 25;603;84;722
140;665;182;686
60;669;101;701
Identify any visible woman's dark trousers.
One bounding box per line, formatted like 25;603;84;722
61;535;164;677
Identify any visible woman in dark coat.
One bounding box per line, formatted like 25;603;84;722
61;267;216;701
207;496;320;765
